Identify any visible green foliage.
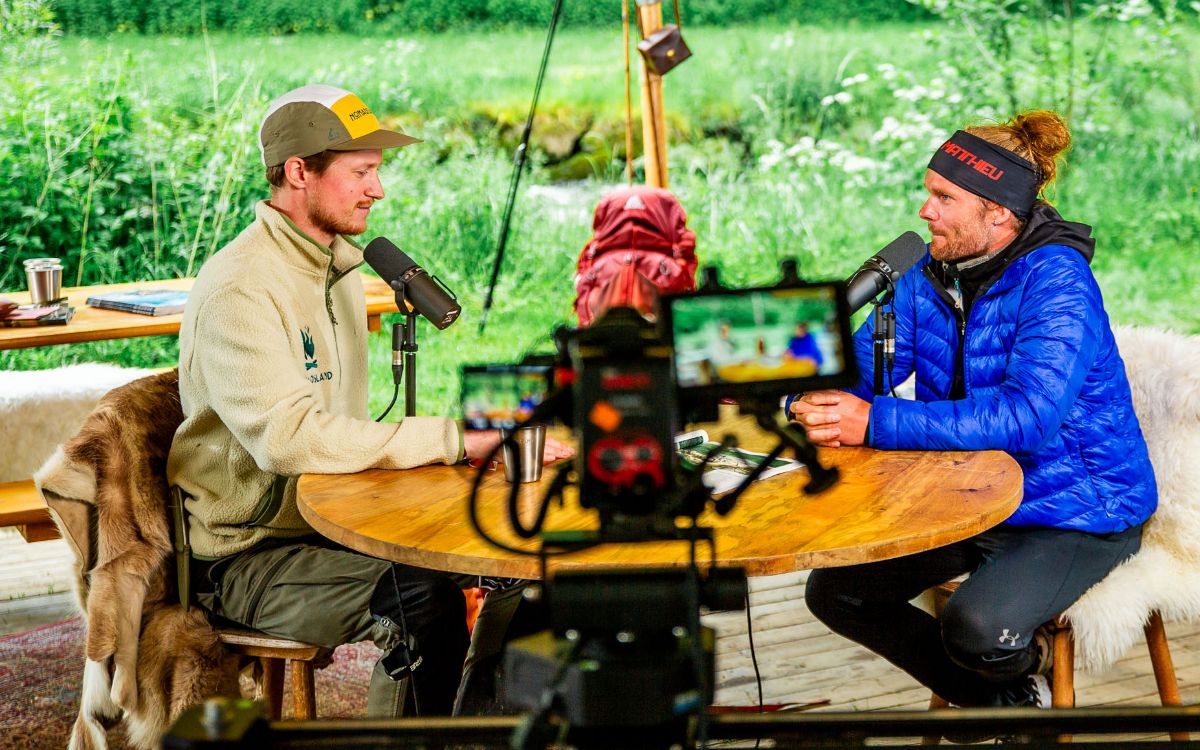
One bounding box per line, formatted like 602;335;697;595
0;5;268;289
46;0;933;35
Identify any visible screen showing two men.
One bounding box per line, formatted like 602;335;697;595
669;284;849;390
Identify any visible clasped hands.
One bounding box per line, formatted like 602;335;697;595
788;390;870;448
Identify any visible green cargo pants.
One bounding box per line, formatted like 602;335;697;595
195;536;529;717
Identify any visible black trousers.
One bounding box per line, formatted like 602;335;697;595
804;524;1142;707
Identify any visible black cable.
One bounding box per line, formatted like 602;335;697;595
466;439;597;559
387;564;421;716
374;383;399;422
479;0;566;335
505;430;561;540
745;592;764;750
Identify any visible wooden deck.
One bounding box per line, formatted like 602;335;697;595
3;528;1197;718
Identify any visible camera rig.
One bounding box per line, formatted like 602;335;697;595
464;267;858;748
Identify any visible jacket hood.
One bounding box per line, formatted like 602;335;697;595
1009;201;1095;265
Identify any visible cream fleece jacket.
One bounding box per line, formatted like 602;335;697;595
167;202;462;559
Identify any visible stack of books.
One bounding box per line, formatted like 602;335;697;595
86;288;189;316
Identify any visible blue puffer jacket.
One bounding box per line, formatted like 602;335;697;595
838;230;1156;533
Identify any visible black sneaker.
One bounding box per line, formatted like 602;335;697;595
997;674;1051;709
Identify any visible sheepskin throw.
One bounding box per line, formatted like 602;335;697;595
1063;325;1200;672
0;364;152;483
34;370;238;750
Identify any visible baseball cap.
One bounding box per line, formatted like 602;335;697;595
258;84;421;167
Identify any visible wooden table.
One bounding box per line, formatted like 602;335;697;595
297;411;1023;579
0;273;399;351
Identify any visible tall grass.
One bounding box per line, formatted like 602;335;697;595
2;14;1197;417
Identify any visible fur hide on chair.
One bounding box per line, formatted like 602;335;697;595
1063;325;1200;672
34;370;239;750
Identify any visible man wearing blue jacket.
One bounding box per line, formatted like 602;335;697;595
790;110;1156;708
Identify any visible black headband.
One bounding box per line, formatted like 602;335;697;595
928;130;1039;218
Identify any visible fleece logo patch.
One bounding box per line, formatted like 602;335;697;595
301;327;318;370
301;327;334;384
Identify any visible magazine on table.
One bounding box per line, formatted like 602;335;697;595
674;429;802;495
86;288;189;316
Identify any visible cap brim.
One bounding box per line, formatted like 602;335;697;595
328;128;422;152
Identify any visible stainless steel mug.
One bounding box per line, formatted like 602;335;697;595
502;424;547;483
24;258;63;304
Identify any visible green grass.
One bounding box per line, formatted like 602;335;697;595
3;21;1198;418
47;25;939;119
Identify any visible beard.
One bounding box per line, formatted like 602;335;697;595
928;211;992;263
307;194;370;238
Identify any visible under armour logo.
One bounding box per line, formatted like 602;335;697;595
998;628;1020;645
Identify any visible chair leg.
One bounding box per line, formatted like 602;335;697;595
290;659;317;720
259;657;286;720
1144;611;1188;741
1051;619;1075;708
1049;619;1075;744
922;694;951;745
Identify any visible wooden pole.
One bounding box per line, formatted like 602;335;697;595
635;0;668;188
622;0;634;186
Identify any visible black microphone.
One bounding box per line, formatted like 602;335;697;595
363;238;461;329
844;231;927;313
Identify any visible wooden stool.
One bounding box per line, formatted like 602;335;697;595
217;628;326;720
923;581;1186;744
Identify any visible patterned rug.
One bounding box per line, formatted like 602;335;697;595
0;617;379;749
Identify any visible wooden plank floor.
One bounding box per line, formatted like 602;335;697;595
709;570;1200;713
4;530;1198;718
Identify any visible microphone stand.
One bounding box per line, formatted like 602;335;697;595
388;278;422;417
871;292;896;397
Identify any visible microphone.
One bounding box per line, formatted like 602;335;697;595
844;231;927;313
363;238;461;329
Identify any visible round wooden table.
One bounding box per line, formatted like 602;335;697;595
297;413;1022;579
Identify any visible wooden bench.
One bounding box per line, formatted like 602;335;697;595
0;480;59;542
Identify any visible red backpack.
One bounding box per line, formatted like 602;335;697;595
573;186;698;327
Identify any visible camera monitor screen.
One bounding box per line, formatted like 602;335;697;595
664;281;857;400
461;364;552;430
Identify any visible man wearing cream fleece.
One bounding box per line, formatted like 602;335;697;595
167;84;571;717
